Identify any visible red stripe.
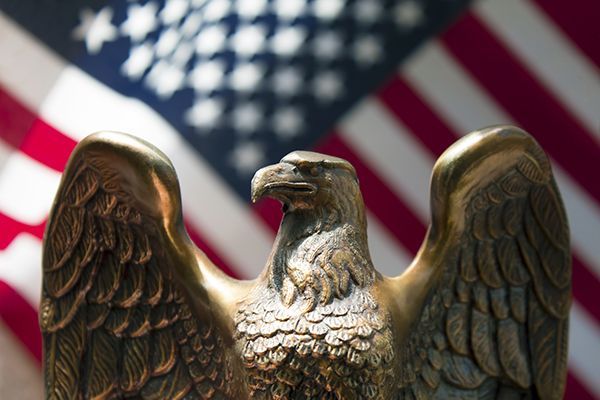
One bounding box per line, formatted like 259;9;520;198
377;76;456;156
565;371;596;400
531;0;600;69
0;281;42;364
253;198;283;233
0;86;76;171
316;132;427;255
0;87;35;149
572;256;600;324
441;13;600;204
19;119;75;172
0;213;45;250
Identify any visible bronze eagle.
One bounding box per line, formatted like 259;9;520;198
40;125;571;399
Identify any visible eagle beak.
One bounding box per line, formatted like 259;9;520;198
251;162;317;203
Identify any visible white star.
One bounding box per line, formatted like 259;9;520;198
313;31;342;62
394;1;425;29
230;25;267;57
230;62;264;92
271;26;306;57
233;103;263;134
121;2;159;42
121;41;155;79
236;0;268;20
313;0;344;20
172;42;194;67
273;107;303;139
312;71;343;102
229;142;266;175
195;25;227;56
189;60;226;92
272;67;302;97
155;27;181;58
181;11;204;38
353;35;382;66
354;1;382;25
72;7;118;54
185;98;224;130
160;0;189;25
145;60;185;99
273;0;307;21
203;0;230;22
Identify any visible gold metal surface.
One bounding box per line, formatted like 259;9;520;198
41;125;571;399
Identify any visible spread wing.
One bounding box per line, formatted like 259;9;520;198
395;126;570;399
41;132;240;399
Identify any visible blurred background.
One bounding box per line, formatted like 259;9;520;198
0;0;598;398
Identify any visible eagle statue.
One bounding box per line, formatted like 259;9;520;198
40;125;571;400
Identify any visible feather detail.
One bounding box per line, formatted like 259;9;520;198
471;309;500;376
85;329;119;399
120;337;151;393
497;318;531;388
528;298;568;400
446;304;469;356
45;312;86;400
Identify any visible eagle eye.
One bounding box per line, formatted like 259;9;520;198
309;165;322;177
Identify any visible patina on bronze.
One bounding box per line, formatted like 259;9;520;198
40;126;571;399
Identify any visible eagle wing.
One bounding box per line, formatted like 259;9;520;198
394;126;570;399
41;132;240;399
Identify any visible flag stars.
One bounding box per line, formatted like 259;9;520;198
271;27;306;57
313;31;342;62
353;35;382;66
189;60;226;92
394;1;425;29
272;67;302;97
195;25;228;56
354;1;383;25
230;63;264;92
230;25;267;57
145;60;185;99
202;0;230;22
233;103;263;134
229;142;266;175
72;7;118;54
273;0;307;21
121;2;159;42
236;0;268;20
121;42;155;80
274;107;303;139
185;98;224;130
313;72;343;103
155;27;181;58
159;0;189;25
313;0;344;20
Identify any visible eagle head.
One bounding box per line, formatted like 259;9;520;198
251;151;373;309
251;151;361;218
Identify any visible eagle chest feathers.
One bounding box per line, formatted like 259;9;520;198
233;229;396;399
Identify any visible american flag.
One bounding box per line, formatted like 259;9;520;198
0;0;598;398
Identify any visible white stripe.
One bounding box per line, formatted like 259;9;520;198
569;303;600;396
0;321;44;399
340;99;433;223
404;42;600;278
0;152;60;225
0;12;64;112
0;17;273;278
476;0;600;142
0;234;42;307
366;213;412;277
